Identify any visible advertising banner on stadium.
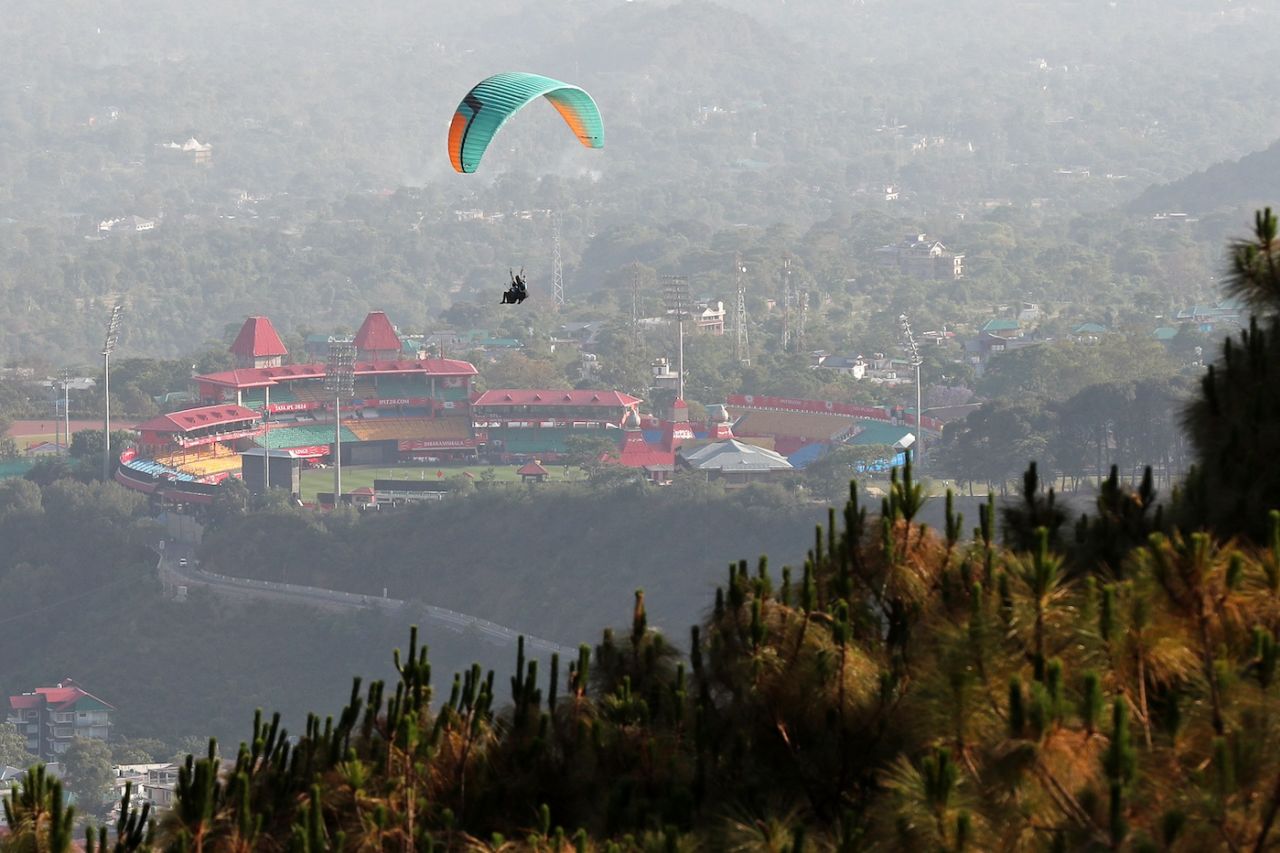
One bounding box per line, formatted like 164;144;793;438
398;438;477;451
268;402;322;413
361;398;432;408
289;445;331;458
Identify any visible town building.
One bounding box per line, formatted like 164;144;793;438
876;233;965;280
6;680;114;761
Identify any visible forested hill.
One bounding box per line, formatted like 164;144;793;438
198;481;828;646
1129;137;1280;216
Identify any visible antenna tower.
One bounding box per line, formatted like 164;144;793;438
631;264;640;333
734;255;750;366
780;255;793;352
552;211;565;308
661;275;689;401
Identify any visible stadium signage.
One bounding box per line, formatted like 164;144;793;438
290;445;331;457
268;402;321;413
398;438;477;450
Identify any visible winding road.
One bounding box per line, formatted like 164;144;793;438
156;541;573;658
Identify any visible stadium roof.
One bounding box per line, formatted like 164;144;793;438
354;311;402;353
136;404;261;434
195;358;478;389
473;389;642;408
229;316;288;359
680;439;793;472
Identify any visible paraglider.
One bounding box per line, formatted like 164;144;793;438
448;72;604;174
500;268;528;305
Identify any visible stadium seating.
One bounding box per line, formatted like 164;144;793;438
122;458;198;482
264;424;357;449
488;427;578;455
347;418;473;442
155;442;242;477
730;410;859;442
372;377;430;399
242;386;298;406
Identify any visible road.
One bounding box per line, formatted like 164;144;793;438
156;540;573;658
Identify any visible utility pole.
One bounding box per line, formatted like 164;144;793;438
62;369;71;455
262;384;271;494
780;255;793;353
552;211;565;309
661;275;689;401
101;303;124;482
899;313;923;466
325;339;356;506
734;255;750;366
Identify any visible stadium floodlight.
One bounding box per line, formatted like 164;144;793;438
899;313;924;466
325;339;357;505
102;302;124;482
661;275;690;401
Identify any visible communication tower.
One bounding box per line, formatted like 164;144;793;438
552;211;565;308
734;255;750;366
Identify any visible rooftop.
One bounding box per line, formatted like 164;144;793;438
473;389;642;408
354;311;402;353
229;316;288;359
135;404;261;435
195;359;478;390
680;439;794;472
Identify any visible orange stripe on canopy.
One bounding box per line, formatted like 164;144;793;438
448;112;468;173
548;99;591;146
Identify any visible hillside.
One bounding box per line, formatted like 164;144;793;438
1129;137;1280;215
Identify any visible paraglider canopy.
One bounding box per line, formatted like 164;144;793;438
448;72;605;174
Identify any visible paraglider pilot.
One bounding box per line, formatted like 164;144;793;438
501;268;528;304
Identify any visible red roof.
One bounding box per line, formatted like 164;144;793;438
473;389;642;408
195;359;477;390
354;311;401;353
517;461;549;476
136;404;261;435
10;682;115;712
229;316;288;359
614;429;676;469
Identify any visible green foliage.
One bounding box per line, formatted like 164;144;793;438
63;737;114;815
0;722;35;770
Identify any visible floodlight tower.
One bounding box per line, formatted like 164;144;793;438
101;302;124;482
552;211;565;308
899;313;924;465
734;255;750;366
325;339;356;505
662;275;690;401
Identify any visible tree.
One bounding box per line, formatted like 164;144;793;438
62;737;112;813
0;722;35;769
1182;209;1280;540
564;433;619;479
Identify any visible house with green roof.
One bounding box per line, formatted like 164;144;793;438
979;318;1021;339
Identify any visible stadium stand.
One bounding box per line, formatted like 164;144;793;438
371;377;431;399
488;427;579;455
265;424;358;448
122;458;197;482
241;386;298;406
155;442;243;477
347;418;473;442
731;410;859;443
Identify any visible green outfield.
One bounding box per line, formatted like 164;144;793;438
297;462;587;501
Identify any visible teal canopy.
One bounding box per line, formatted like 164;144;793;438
448;72;604;174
